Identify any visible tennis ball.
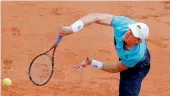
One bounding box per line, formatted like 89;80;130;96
3;78;12;86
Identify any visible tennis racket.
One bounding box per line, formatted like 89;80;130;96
28;35;62;86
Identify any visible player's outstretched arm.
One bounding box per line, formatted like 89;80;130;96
80;13;113;26
58;13;113;36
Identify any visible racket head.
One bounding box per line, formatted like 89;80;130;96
28;53;54;86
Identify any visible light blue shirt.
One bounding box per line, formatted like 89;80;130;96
110;16;147;67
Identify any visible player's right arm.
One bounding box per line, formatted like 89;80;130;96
58;13;114;36
80;13;113;26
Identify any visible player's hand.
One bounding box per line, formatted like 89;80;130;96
73;57;92;71
58;26;74;36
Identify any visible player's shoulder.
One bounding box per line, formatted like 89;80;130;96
111;15;136;27
113;15;132;20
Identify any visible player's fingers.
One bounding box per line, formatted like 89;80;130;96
76;65;84;71
74;67;80;71
58;32;71;36
58;31;64;34
58;29;67;34
73;65;80;68
73;66;79;69
77;67;83;71
73;66;80;71
58;33;63;36
77;65;86;71
58;28;64;33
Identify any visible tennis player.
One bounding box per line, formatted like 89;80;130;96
58;13;150;96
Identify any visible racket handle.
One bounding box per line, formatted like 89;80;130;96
55;36;62;45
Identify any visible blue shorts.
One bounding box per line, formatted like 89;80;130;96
119;49;150;96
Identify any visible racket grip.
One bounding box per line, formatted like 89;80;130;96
55;36;62;45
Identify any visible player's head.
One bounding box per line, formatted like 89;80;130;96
123;23;149;45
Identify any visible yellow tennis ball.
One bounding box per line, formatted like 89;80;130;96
3;78;12;86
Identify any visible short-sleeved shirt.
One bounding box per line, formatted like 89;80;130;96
110;16;147;68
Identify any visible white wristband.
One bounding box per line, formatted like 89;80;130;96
71;20;84;32
91;60;103;69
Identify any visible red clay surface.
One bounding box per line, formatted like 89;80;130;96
2;1;170;96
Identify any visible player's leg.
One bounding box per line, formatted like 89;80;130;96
119;49;151;96
119;66;150;96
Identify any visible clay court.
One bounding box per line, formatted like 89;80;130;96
1;1;170;96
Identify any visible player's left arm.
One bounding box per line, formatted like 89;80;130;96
100;61;128;73
74;57;129;72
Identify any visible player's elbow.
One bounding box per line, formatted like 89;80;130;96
88;13;99;17
87;13;100;21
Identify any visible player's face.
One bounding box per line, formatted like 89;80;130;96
123;29;141;45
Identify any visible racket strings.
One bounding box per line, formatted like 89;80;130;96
30;54;52;84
